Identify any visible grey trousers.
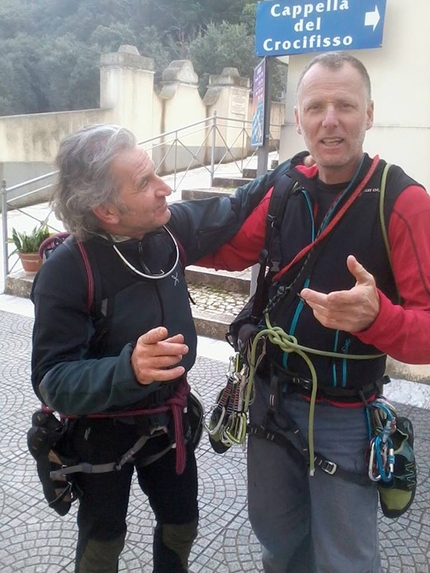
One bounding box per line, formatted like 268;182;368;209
248;379;382;573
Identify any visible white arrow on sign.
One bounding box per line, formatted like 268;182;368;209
365;5;380;31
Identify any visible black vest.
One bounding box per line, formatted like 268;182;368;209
266;155;419;391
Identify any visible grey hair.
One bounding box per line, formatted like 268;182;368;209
296;51;372;100
52;124;137;241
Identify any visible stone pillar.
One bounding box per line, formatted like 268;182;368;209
100;45;155;142
156;60;206;173
204;68;251;160
158;60;203;131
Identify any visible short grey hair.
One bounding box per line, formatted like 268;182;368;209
296;51;372;100
52;124;136;240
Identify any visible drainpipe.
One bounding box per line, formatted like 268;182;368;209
1;179;8;287
210;111;217;187
252;58;273;295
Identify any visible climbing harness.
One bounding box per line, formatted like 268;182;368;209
207;159;396;477
30;229;198;515
206;312;379;484
208;301;385;463
28;377;204;515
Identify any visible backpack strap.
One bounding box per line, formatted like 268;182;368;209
249;175;299;320
62;236;98;314
38;232;71;260
379;163;391;266
379;163;402;304
272;155;380;284
61;236;110;356
39;232;98;315
75;239;95;313
69;231;186;348
265;174;299;274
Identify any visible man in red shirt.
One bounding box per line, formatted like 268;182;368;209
200;52;430;573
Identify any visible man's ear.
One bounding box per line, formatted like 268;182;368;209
92;203;120;225
366;100;374;131
294;106;301;135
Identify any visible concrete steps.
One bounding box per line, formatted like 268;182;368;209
211;176;252;188
4;264;252;341
5;267;430;384
180;176;253;340
185;265;250;294
186;266;250;340
4;170;430;385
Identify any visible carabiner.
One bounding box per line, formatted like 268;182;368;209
205;405;226;436
368;440;381;482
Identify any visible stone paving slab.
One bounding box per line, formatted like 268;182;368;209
0;309;429;572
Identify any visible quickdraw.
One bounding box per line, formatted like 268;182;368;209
206;312;385;477
367;397;397;483
204;353;254;449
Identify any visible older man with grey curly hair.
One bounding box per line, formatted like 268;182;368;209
30;123;296;572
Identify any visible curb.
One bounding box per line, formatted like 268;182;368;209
5;269;430;386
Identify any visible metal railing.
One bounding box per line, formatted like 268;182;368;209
139;112;278;190
1;171;62;280
1;113;280;285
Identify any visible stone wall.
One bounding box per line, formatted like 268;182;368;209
0;45;285;196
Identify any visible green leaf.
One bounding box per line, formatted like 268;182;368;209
9;225;51;253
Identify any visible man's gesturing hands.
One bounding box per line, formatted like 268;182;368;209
131;327;189;385
300;255;381;333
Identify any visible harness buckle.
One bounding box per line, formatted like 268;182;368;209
292;377;312;392
318;459;337;475
269;393;276;408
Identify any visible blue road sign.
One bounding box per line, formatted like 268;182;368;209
255;0;387;57
251;101;265;147
251;59;266;147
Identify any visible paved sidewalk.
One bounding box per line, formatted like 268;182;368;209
0;306;429;572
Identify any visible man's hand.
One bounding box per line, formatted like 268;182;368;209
300;255;380;333
131;327;189;385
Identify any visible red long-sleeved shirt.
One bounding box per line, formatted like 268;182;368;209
199;182;430;365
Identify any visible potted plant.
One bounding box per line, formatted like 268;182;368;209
10;225;51;274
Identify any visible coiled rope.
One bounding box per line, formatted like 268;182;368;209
244;313;384;475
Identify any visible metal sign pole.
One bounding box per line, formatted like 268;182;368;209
251;57;273;295
256;57;273;178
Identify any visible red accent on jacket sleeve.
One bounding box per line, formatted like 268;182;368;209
196;188;273;271
357;185;430;364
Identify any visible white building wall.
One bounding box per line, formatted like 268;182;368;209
280;0;430;190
